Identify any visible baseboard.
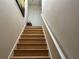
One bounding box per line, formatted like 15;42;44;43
41;14;66;59
42;26;54;59
7;23;26;59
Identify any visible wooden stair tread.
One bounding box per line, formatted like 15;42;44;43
11;56;50;58
24;29;43;31
14;49;48;56
21;34;44;35
10;26;51;59
17;43;46;45
20;37;45;39
17;44;47;47
25;26;42;28
19;38;45;41
19;39;46;44
21;34;44;37
23;31;43;34
17;43;47;49
21;37;45;39
15;49;48;50
11;56;50;59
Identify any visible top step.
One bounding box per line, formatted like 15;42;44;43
25;26;42;29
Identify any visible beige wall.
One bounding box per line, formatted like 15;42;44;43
41;19;61;59
28;0;41;6
42;0;79;59
0;0;28;59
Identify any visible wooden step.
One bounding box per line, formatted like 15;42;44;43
10;56;50;59
24;29;43;31
23;30;43;34
21;34;44;37
20;36;44;39
14;49;48;56
17;44;47;49
25;26;42;29
9;26;51;59
19;39;46;44
25;28;42;30
20;37;45;40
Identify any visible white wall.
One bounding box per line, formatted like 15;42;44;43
28;0;41;5
42;0;79;59
28;5;42;26
0;0;28;59
28;0;42;26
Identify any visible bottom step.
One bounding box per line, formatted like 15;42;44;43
11;56;50;59
14;49;48;56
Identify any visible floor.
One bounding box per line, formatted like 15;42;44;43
28;5;42;26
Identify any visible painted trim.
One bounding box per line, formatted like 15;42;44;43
41;14;66;59
7;23;26;59
42;26;53;59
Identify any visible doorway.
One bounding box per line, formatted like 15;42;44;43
27;0;42;26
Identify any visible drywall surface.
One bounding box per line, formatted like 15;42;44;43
42;0;79;59
0;0;28;59
28;0;41;6
41;19;61;59
28;5;42;26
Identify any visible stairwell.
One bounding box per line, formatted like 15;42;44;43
10;26;51;59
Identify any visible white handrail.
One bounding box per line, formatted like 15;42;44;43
41;14;66;59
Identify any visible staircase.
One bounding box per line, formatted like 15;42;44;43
10;26;51;59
